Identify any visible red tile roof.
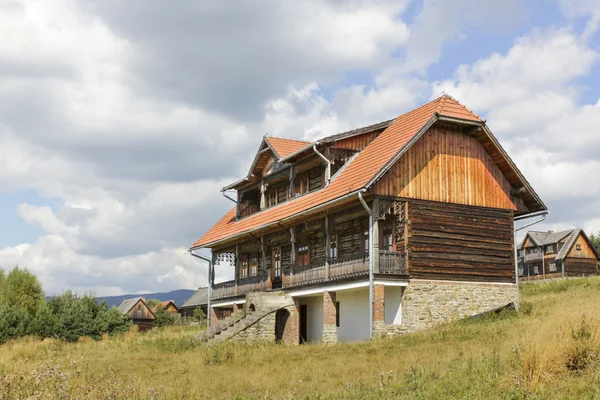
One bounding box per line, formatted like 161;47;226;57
191;95;485;248
265;137;310;159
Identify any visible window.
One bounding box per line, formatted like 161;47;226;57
381;219;394;251
297;241;310;266
250;254;258;277
545;245;554;254
137;305;142;312
549;262;557;272
518;267;524;276
335;301;340;327
272;247;282;278
533;266;539;274
329;232;338;260
362;227;369;254
267;189;278;208
576;244;582;251
240;257;249;279
294;174;309;197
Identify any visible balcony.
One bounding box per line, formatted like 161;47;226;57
524;252;543;262
211;273;268;300
282;250;407;289
210;251;407;301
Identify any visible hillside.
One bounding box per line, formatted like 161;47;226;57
96;289;195;308
3;278;600;399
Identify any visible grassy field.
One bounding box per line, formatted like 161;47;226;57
3;278;600;399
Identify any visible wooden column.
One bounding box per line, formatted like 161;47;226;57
261;236;269;289
288;166;295;199
290;227;296;286
372;198;380;274
235;244;239;295
325;216;331;280
260;180;267;210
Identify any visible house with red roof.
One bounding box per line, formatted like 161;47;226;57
191;95;547;344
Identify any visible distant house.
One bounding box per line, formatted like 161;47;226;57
117;297;156;331
151;300;179;314
179;287;208;319
518;229;599;279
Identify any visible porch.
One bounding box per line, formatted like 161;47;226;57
211;250;407;301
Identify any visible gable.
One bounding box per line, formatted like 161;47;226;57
371;124;524;211
127;299;156;320
523;236;535;248
567;233;598;259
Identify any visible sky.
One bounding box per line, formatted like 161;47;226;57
0;0;599;296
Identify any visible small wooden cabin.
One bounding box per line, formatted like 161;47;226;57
518;229;599;279
117;297;156;331
152;300;179;314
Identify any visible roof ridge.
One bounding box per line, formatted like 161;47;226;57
265;136;310;144
435;95;447;114
438;94;483;121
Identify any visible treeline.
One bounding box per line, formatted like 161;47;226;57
0;266;131;345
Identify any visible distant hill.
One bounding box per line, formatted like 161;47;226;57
96;289;195;308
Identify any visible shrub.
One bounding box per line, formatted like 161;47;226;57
0;266;45;316
154;309;176;327
519;301;534;316
192;307;207;325
0;307;29;344
565;316;599;371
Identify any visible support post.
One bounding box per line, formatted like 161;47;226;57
260;179;267;210
290;227;296;287
325;215;331;280
541;245;546;279
235;244;239;295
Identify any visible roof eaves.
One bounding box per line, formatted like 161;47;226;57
481;124;547;214
190;188;365;250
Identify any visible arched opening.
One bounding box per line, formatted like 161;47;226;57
275;308;290;342
249;304;256;313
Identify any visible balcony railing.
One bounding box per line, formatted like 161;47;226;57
211;272;268;300
524;252;543;262
377;250;406;274
211;251;408;300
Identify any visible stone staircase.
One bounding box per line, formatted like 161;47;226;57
199;292;294;344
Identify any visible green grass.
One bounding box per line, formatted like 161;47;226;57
3;278;600;399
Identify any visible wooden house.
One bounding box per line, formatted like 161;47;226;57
179;287;208;319
152;300;179;314
518;229;599;279
190;95;547;344
117;297;156;332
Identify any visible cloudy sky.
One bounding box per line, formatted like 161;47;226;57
0;0;599;296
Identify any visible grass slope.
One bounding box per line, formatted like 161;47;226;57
3;278;600;399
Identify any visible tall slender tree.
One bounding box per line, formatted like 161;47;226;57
1;266;45;316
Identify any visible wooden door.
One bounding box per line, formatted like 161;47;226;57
272;247;282;289
300;305;308;343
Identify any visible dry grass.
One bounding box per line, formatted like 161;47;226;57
2;278;600;399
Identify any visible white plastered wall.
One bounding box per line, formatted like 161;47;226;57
336;288;370;342
384;285;403;324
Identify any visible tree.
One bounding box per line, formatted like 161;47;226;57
1;266;44;316
0;268;5;306
590;232;600;255
154;309;176;327
146;298;162;311
192;307;207;325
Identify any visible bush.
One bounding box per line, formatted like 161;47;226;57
192;307;207;325
155;309;176;327
565;316;599;371
0;266;45;316
0;307;29;344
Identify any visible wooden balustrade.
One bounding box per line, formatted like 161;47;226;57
282;261;327;288
329;252;369;280
213;251;407;298
377;250;406;274
210;273;268;300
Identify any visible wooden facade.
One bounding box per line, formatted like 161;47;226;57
372;124;521;212
407;199;515;283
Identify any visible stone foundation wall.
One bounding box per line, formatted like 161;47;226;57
322;291;338;344
233;311;277;343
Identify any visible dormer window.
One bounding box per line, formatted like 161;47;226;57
267;189;278;207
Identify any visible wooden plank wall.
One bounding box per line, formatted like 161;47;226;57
128;300;155;320
333;131;380;152
408;199;515;283
372;125;517;211
564;258;598;276
567;234;597;259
